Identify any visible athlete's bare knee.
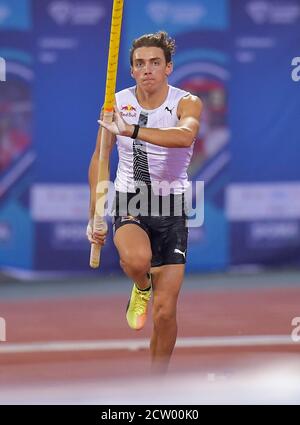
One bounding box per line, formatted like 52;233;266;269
120;251;151;276
153;304;176;329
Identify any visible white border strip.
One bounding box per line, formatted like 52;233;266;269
0;335;297;354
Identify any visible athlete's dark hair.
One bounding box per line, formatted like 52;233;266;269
130;31;176;66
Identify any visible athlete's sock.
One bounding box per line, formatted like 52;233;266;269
136;273;152;291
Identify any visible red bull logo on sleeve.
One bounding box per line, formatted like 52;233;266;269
120;104;137;118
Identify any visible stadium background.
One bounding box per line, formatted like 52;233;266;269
0;0;300;405
1;0;300;276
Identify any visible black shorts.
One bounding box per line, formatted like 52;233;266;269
112;191;188;267
113;214;188;267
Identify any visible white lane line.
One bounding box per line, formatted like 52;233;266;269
0;335;297;354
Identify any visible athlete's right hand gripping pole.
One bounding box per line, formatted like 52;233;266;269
89;0;124;269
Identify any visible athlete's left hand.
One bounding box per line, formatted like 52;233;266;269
98;106;133;137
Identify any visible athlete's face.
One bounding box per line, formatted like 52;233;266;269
131;47;173;93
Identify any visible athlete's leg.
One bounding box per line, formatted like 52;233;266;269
150;264;185;373
114;223;152;289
